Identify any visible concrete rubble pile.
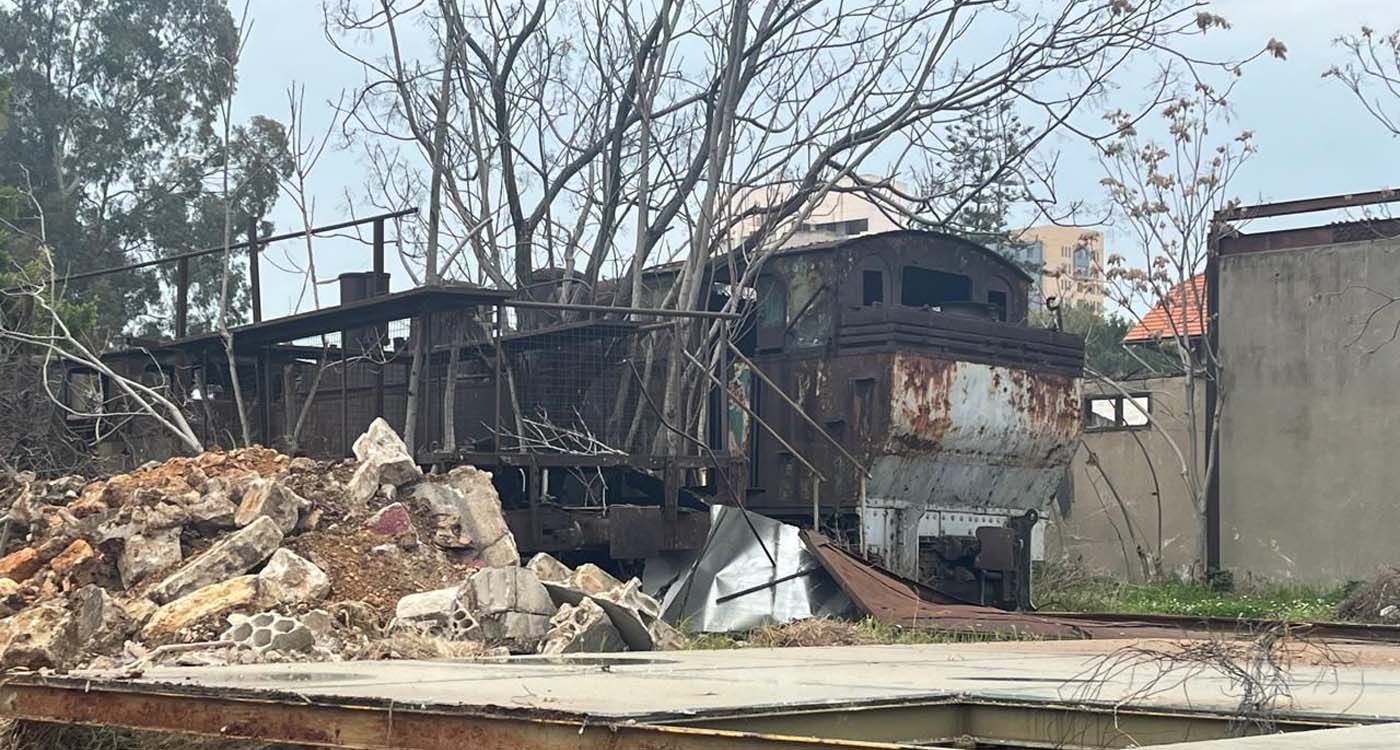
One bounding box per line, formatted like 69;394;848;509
0;418;677;674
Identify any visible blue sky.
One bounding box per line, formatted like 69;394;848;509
231;0;1400;316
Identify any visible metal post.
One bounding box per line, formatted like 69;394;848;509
493;304;503;450
717;320;730;454
811;470;820;532
175;257;189;339
422;311;434;455
340;346;349;456
372;218;387;421
247;217;262;323
663;463;680;547
258;349;272;446
527;463;543;550
372;219;385;277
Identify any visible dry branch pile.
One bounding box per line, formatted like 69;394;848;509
0;419;678;673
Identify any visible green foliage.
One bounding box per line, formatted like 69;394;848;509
1031;301;1181;379
1034;566;1348;622
0;0;289;339
920;102;1034;250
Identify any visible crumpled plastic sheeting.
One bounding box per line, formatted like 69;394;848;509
642;505;855;633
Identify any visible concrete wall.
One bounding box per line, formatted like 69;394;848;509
1219;235;1400;583
1046;375;1204;581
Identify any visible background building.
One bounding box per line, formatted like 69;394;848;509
1016;225;1107;309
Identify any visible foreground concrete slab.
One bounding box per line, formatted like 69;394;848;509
2;639;1399;748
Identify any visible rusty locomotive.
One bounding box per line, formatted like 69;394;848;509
72;225;1083;608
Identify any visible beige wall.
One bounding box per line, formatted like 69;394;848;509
1018;225;1107;308
729;177;910;249
1219;234;1400;583
1046;375;1205;581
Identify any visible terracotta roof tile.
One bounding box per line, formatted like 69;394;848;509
1124;274;1206;343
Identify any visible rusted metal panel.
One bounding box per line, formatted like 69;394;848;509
800;531;1182;639
877;354;1081;511
0;681;901;750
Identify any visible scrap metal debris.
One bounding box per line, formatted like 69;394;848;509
0;419;677;674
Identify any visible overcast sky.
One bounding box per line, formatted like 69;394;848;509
230;0;1400;317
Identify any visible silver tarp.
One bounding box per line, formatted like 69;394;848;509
642;505;855;632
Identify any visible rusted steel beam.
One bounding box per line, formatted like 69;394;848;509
1216;188;1400;222
53;208;418;286
507;299;741;321
0;683;908;750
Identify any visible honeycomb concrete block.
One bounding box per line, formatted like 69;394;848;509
222;611;316;654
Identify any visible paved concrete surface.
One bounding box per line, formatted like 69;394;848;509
85;639;1400;723
1154;723;1400;749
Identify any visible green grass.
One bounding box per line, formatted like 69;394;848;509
682;616;1041;650
1034;565;1350;621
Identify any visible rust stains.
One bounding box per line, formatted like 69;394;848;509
891;355;954;452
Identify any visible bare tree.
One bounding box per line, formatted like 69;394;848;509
215;5;256;447
1093;72;1273;577
1327;26;1400;137
327;0;1277;454
0;189;203;456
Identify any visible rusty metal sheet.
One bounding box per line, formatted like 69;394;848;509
799;531;1182;640
873;355;1081;512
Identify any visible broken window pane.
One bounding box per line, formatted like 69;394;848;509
1123;396;1150;426
1086;397;1117;430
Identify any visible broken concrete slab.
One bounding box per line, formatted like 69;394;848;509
571;564;625;597
185;490;238;533
444;467;518;567
141;575;261;642
394;587;458;630
453;567;554;650
71;584;136;656
410;482;473;549
0;599;77;670
595;579;662;620
117;527;183;589
147;516;283;604
257;549;330;606
526;552;573;584
539;598;626;655
233;479;308;534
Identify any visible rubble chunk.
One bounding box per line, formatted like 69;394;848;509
366;503;413;537
234;479;308;534
452;567;554;650
571;563;625;596
0;599;77;670
49;539;96;579
410;483;473;549
539;599;626;655
258;549;331;606
71;584;136;656
0;548;42;583
595;578;662;620
444;467;519;567
222;612;316;654
186;490;238;532
347;419;422;504
141;575;261;642
118;527;183;588
148;516;283;604
526;552;573;584
394;587;458;630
